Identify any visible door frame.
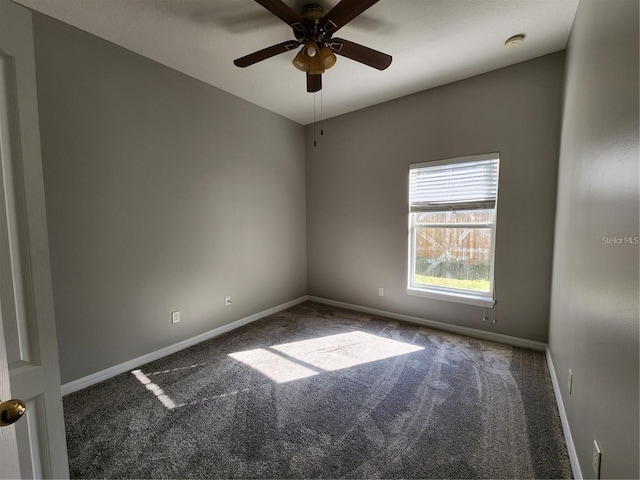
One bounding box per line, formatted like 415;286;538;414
0;0;69;477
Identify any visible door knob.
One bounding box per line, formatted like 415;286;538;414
0;398;26;427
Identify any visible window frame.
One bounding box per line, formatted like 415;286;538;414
406;153;500;308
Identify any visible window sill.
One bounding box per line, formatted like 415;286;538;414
407;286;496;308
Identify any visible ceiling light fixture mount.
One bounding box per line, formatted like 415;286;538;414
505;34;526;48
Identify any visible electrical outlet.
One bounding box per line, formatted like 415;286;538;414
171;311;180;324
568;369;573;394
592;439;601;478
378;288;384;296
224;296;232;307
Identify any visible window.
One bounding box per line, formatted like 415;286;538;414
408;153;499;307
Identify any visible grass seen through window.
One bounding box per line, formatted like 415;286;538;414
413;273;489;292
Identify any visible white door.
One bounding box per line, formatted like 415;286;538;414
0;0;69;478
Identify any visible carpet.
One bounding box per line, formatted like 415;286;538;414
63;301;572;479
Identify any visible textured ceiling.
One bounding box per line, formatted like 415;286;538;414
15;0;579;125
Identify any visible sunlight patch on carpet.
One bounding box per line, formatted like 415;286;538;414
229;348;320;383
131;369;177;409
229;331;423;383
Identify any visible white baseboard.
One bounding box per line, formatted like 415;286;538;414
307;296;547;351
61;296;308;396
545;348;582;479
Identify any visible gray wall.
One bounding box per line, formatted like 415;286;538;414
33;15;307;384
306;53;565;343
548;0;639;478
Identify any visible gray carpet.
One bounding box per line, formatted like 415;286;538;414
63;301;572;479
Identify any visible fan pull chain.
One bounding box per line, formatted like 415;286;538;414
313;91;317;147
320;89;324;137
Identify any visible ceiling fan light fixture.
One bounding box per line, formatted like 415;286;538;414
318;47;337;70
306;43;318;57
293;42;323;71
292;48;309;71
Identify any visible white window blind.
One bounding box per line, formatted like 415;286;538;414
409;154;499;212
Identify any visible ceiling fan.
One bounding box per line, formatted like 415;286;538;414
233;0;392;93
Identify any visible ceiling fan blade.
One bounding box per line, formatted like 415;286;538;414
255;0;302;26
307;73;322;92
329;38;392;70
322;0;379;33
234;40;299;67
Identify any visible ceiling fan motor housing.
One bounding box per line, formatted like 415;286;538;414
294;4;329;45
